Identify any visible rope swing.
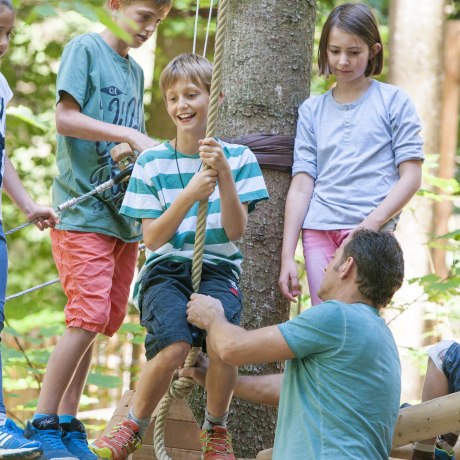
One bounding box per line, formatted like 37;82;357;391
153;1;230;458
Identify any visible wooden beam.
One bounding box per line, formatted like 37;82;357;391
393;392;460;447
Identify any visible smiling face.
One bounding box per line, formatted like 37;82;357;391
326;26;378;84
165;78;210;140
0;5;15;58
114;0;170;49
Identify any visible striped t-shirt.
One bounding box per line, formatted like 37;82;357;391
120;140;269;277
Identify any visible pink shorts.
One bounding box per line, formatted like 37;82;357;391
302;229;352;306
50;229;139;337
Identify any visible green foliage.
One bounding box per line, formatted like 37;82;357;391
0;0;457;426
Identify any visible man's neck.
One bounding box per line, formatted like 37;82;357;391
323;287;375;308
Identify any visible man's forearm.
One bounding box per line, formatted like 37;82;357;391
234;373;283;406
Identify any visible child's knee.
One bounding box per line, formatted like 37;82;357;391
154;341;191;370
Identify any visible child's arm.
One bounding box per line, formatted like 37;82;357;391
3;155;59;230
199;138;248;241
278;173;314;302
358;159;422;231
56;92;159;154
142;168;218;251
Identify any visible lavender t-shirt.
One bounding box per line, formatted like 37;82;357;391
293;80;424;231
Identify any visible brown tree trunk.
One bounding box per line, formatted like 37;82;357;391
432;21;460;278
388;0;445;401
190;1;316;458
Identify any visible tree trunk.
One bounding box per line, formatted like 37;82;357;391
388;0;445;401
432;21;460;278
189;1;316;458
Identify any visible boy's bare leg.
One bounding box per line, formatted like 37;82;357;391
205;355;237;419
411;358;449;460
58;343;95;415
132;341;191;420
36;327;97;414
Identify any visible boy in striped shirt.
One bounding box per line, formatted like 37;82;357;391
91;53;268;460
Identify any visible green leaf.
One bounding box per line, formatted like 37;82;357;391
95;8;132;43
33;5;58;18
86;372;121;389
6;106;47;132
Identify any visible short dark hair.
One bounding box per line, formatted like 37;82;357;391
318;3;383;77
341;229;404;308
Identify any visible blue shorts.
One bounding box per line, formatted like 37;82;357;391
138;260;243;361
442;342;460;394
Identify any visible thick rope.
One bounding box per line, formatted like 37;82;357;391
153;1;229;458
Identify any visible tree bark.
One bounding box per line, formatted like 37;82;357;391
189;1;316;458
432;21;460;278
388;0;445;401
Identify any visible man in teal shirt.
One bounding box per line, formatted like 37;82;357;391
186;229;403;460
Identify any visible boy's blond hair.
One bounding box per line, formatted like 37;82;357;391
160;53;213;98
106;0;171;13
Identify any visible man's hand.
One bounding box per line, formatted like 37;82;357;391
178;353;208;387
186;293;226;330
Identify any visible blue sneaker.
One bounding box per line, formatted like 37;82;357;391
61;418;96;460
435;447;455;460
23;415;76;460
0;419;42;459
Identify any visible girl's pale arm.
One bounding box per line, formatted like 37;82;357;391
359;160;423;230
278;173;314;301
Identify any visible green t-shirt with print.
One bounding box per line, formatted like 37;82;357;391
52;33;144;242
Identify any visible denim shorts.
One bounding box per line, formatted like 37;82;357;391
138;259;243;361
442;342;460;394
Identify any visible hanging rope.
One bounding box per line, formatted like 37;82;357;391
153;1;229;458
192;0;200;54
203;0;214;57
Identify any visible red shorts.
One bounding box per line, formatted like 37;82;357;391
50;229;139;337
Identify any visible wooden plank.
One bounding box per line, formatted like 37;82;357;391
130;446;201;460
110;391;254;459
393;392;460;447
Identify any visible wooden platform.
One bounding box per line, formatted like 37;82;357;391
108;390;253;460
107;390;202;460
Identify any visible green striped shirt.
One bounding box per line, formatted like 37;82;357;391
121;140;269;277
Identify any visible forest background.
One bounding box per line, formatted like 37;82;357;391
1;0;459;451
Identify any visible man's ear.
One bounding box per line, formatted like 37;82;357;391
218;91;225;105
339;256;355;279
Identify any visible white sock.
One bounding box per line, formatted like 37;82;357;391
414;442;435;453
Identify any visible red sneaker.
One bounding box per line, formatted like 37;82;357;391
200;426;236;460
89;420;141;460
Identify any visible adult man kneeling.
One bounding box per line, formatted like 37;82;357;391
186;229;403;460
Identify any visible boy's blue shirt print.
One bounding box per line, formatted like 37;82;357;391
90;87;143;212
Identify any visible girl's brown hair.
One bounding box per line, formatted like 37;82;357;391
318;3;383;77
